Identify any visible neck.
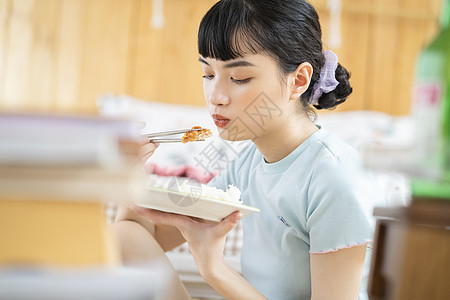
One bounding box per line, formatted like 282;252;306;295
253;116;318;163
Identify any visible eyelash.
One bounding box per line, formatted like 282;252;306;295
232;78;251;84
202;75;251;85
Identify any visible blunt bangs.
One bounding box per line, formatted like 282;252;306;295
198;0;263;61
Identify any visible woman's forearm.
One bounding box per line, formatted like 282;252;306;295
115;205;186;251
129;207;253;298
198;257;267;300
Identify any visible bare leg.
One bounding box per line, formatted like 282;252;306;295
110;220;191;300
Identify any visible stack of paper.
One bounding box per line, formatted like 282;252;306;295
0;112;144;267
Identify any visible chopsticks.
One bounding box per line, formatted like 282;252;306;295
143;128;204;143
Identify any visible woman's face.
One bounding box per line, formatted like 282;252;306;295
199;54;295;141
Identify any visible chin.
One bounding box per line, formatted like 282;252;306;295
217;128;251;142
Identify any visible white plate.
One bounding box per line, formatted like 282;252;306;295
136;187;260;222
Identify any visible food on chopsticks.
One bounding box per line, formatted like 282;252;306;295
182;126;213;143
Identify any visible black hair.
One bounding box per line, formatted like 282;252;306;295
198;0;352;111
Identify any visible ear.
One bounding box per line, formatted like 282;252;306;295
288;62;313;101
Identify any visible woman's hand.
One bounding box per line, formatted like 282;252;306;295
138;139;159;173
129;205;241;275
137;122;159;168
140;140;159;162
129;206;266;299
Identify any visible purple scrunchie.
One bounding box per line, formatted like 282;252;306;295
309;50;339;105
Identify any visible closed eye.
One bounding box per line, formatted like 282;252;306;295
232;78;252;84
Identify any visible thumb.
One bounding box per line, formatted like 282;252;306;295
213;211;242;237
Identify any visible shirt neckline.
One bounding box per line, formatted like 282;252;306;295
261;128;328;174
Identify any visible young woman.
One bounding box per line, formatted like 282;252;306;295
113;0;383;299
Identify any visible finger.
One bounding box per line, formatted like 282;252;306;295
141;153;153;163
213;211;242;238
129;205;169;223
129;205;192;227
141;151;155;162
139;140;160;148
139;143;160;161
190;216;207;223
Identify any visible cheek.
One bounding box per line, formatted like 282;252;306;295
203;81;211;103
233;84;260;106
239;81;284;111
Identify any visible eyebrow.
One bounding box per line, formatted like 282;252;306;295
198;57;256;68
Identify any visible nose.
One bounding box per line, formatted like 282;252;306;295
206;80;230;107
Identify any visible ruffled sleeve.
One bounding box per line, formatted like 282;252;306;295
306;154;383;253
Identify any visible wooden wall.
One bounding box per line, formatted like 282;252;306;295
313;0;442;114
0;0;442;116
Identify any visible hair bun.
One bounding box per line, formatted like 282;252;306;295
314;63;353;110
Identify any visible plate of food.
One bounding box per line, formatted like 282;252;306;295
136;181;260;222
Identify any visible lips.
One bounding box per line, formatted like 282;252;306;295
212;114;230;128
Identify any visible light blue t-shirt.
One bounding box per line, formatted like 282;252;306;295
209;129;383;300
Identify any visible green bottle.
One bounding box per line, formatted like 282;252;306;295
411;0;450;200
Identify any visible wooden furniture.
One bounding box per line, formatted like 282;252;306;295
0;113;142;267
368;200;450;300
0;0;442;115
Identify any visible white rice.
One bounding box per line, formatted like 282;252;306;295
179;183;242;204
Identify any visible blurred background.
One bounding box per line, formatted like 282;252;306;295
0;0;443;115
